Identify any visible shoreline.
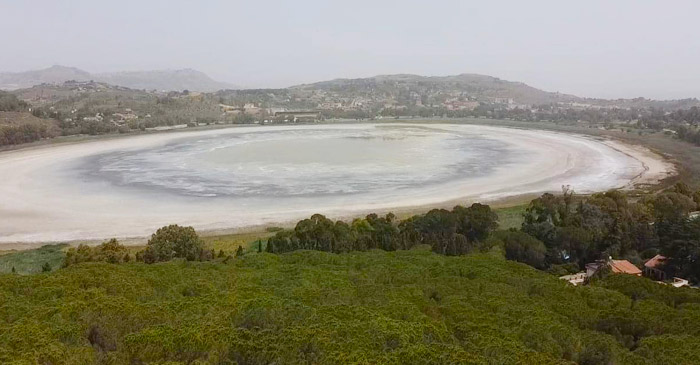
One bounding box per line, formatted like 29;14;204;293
0;121;676;250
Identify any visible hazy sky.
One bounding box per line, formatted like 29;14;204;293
2;0;699;99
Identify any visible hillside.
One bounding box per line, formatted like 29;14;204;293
12;81;224;130
293;73;581;105
0;90;61;146
0;111;57;128
3;70;700;148
0;66;236;92
2;67;579;104
1;249;699;364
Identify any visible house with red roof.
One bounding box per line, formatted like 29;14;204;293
644;254;668;281
585;258;642;279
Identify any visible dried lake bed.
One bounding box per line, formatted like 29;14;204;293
0;123;674;244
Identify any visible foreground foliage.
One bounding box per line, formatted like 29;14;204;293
1;249;699;364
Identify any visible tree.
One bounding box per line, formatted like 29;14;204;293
63;238;129;267
651;192;696;223
141;225;206;263
414;209;458;255
453;203;498;242
235;245;244;257
41;262;52;272
499;231;547;269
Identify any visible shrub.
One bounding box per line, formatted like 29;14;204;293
63;239;129;267
140;225;208;263
40;262;51;272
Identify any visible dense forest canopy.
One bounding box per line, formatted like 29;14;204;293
2;247;700;364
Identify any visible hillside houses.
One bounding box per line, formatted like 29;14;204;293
586;259;642;277
561;255;692;288
560;258;641;286
643;254;691;288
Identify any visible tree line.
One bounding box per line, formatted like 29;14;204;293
266;184;700;284
266;203;498;256
60;182;700;284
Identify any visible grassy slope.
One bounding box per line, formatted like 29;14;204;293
493;204;527;230
1;249;699;364
0;244;67;274
202;231;275;253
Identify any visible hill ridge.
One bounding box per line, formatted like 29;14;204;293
0;65;237;92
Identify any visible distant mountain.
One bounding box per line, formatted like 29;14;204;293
293;73;581;105
94;69;237;92
0;66;237;92
0;66;92;90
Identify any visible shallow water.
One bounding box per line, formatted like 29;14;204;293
82;126;514;197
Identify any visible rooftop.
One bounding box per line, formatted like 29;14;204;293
644;254;667;269
610;259;642;275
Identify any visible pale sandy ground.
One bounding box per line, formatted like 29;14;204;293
0;124;675;249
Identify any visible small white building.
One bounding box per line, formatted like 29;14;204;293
560;272;586;286
672;277;690;288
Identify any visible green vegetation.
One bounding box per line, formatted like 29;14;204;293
267;185;700;283
266;203;497;256
201;230;275;253
2;248;700;364
0;91;28;112
0;91;59;145
139;224;213;263
64;239;131;267
492;204;527;230
521;185;700;282
0;244;67;274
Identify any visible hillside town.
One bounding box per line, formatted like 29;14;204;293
2;74;700;148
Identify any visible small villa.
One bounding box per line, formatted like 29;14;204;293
561;258;642;286
585;258;642;278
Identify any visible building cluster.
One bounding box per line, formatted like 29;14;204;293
560;256;692;288
219;103;263;117
111;108;139;125
219;103;321;123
